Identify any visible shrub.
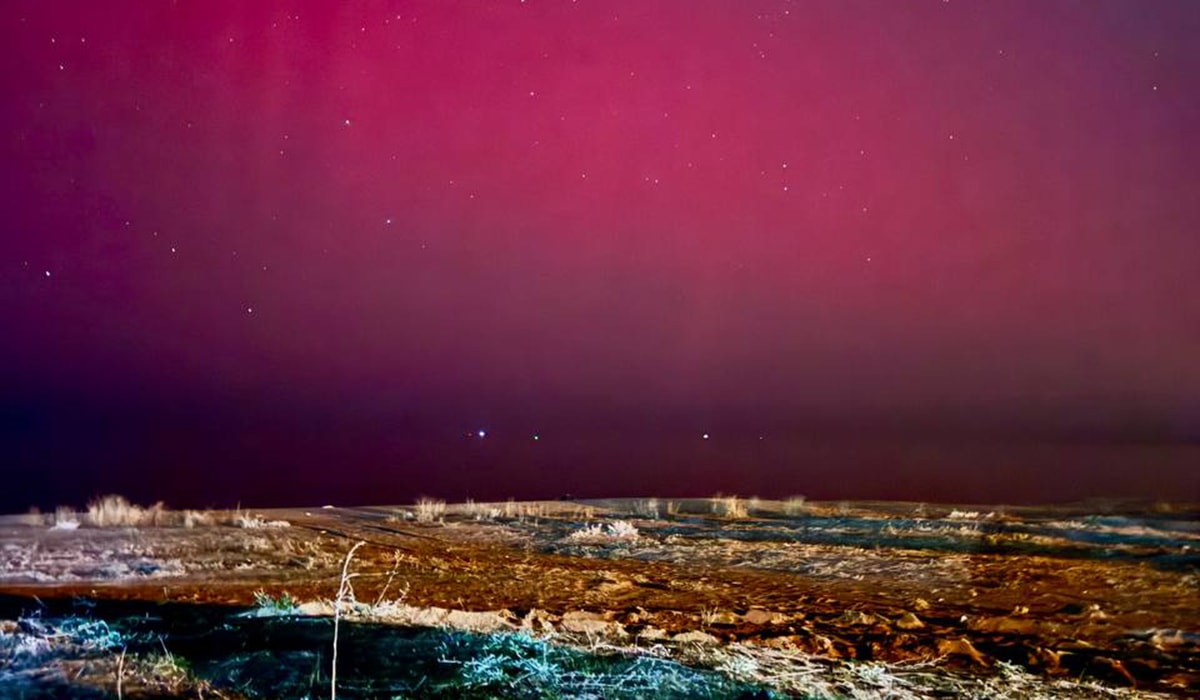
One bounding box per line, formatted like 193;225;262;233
415;498;446;523
86;495;149;527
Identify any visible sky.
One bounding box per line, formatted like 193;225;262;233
1;1;1197;512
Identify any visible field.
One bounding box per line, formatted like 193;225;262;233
1;498;1197;698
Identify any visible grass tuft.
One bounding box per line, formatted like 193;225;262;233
415;498;447;523
711;495;748;519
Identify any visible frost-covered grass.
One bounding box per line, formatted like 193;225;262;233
683;642;1174;700
0;602;1177;700
565;520;641;544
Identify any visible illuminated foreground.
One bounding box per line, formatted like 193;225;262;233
2;498;1196;698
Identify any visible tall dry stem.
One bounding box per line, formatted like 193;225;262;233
331;540;364;700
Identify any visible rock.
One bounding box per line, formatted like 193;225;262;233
673;630;720;645
969;615;1045;636
445;608;517;633
912;598;931;611
937;638;989;667
297;601;334;616
637;626;669;640
895;612;924;630
761;635;802;650
742;608;777;625
561;610;626;637
521;608;559;633
622;607;651;625
1093;656;1137;687
838;610;879;626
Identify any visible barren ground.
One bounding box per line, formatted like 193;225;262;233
1;498;1197;698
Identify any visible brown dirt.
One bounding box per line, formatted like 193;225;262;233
2;501;1197;694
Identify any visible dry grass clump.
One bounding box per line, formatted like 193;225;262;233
232;513;291;529
181;510;214;528
44;495;232;529
415;498;446;523
502;499;549;521
633;498;662;519
712;495;748;519
783;496;807;516
52;506;80;530
86;495;169;527
463;499;503;521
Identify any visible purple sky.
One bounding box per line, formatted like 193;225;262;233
2;1;1197;511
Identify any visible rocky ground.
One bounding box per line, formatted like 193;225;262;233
0;498;1196;698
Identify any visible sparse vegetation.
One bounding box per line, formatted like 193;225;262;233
233;510;291;529
2;605;1163;700
415;498;447;523
435;630;765;698
462;499;505;521
38;496;287;530
331;541;365;700
252;589;300;614
634;498;661;518
508;499;548;520
86;495;168;527
711;495;748;519
51;506;79;530
566;520;640;544
783;495;807;515
5;498;1196;697
181;509;214;528
0;613;216;697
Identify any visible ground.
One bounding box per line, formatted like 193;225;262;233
1;498;1197;698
